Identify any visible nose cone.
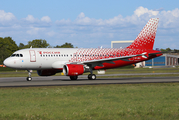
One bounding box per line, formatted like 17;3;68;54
3;58;14;68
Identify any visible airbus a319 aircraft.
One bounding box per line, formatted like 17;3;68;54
3;18;162;81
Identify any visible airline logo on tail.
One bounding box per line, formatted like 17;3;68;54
127;18;159;49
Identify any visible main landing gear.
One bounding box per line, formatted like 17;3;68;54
87;66;96;80
27;70;32;81
88;74;96;80
69;74;96;80
69;66;97;80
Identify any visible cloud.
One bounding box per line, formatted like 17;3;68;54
41;16;51;23
21;15;52;27
0;10;16;21
134;6;159;17
0;10;16;26
0;7;179;49
170;8;179;17
53;7;179;48
55;19;71;25
55;7;179;30
24;15;37;23
47;31;56;36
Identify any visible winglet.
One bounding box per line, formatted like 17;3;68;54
127;18;159;50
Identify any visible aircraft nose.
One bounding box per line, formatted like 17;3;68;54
3;58;13;68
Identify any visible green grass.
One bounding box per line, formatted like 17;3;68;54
0;83;179;119
0;67;14;71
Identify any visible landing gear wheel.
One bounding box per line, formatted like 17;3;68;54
70;76;78;80
88;74;96;80
27;70;32;81
26;77;32;81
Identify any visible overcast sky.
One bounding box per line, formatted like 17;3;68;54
0;0;179;49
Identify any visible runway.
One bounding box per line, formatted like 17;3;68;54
0;74;179;87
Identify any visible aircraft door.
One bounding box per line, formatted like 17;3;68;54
29;50;36;62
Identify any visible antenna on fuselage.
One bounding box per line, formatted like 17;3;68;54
30;46;32;49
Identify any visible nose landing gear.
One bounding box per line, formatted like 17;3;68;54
27;70;32;81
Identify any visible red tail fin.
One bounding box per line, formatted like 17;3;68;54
127;18;159;50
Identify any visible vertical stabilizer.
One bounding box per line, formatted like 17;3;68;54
127;18;159;50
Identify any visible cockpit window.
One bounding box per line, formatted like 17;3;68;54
11;54;23;57
11;54;16;57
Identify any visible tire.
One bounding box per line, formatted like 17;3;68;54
26;77;32;81
88;74;92;80
70;76;78;80
88;74;96;80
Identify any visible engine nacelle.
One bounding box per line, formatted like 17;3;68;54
63;64;88;76
37;69;60;76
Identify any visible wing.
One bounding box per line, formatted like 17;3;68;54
69;52;163;68
70;54;142;67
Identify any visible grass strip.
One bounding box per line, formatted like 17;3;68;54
0;83;179;119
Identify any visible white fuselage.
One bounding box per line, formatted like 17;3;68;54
4;48;78;70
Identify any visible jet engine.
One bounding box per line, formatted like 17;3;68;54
37;69;61;76
63;64;90;76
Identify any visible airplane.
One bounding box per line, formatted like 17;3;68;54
3;18;162;81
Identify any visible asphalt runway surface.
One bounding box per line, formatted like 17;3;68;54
0;74;179;87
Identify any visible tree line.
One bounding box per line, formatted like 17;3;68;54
0;37;74;64
160;48;179;53
1;37;179;64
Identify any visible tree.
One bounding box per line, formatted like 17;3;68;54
54;42;74;48
0;37;18;64
166;48;172;52
26;39;50;48
160;48;167;52
173;49;179;53
18;43;25;49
